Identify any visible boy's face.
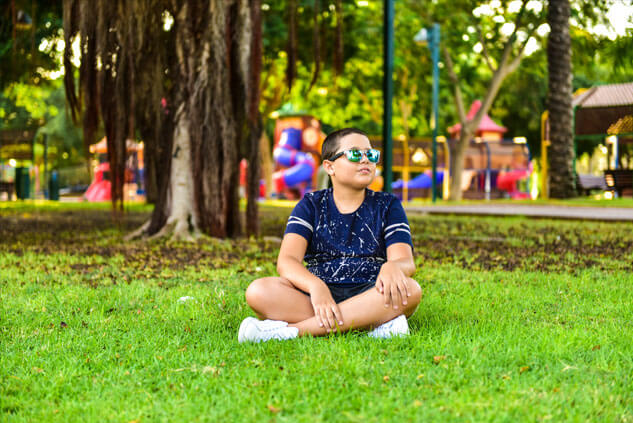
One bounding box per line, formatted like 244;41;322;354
324;133;376;190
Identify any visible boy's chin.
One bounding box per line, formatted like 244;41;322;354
352;176;375;189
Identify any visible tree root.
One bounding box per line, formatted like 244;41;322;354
124;219;151;241
124;216;200;242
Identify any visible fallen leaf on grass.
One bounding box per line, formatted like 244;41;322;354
416;374;425;379
32;367;43;373
202;366;220;376
383;375;390;382
592;345;601;351
519;366;530;374
433;355;446;364
60;321;68;328
267;404;282;413
502;374;511;380
413;400;423;408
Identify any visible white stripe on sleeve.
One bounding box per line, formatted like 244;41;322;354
385;228;411;239
287;216;314;232
384;222;410;232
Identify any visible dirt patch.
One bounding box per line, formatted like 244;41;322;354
1;208;632;276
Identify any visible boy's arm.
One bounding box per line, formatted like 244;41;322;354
276;233;326;292
376;243;416;309
385;243;416;276
277;233;344;330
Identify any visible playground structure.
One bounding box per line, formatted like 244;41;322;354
384;100;532;201
448;100;532;200
83;138;145;202
542;82;633;198
271;114;324;199
370;135;450;201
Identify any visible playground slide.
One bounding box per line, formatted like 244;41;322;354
497;169;531;199
272;128;316;192
392;171;444;190
84;180;111;202
84;162;111;202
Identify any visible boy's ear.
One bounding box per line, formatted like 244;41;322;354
323;160;335;175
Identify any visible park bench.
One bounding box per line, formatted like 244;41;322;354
604;169;633;197
0;180;14;201
577;173;606;195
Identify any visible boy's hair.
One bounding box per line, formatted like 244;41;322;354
321;128;369;161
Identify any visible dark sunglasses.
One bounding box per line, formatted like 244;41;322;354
328;148;381;163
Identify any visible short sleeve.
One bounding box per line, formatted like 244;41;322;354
383;197;413;248
284;196;315;243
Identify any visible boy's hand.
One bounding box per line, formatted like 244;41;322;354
310;284;343;332
376;261;410;310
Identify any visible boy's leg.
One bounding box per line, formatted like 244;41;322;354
289;278;422;337
245;277;314;323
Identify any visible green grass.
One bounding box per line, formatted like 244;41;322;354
407;196;633;208
2;203;633;422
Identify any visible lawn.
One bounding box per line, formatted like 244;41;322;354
1;202;633;422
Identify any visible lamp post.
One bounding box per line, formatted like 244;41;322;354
414;23;440;202
383;0;395;193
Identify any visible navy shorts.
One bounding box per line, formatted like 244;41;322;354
300;282;376;303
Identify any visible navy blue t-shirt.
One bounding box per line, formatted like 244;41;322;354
284;188;413;285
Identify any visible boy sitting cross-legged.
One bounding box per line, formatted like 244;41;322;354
239;128;421;342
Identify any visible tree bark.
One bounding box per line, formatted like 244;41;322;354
547;0;576;198
65;0;260;240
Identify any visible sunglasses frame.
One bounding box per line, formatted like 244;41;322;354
328;148;381;163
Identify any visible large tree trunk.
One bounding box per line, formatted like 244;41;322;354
547;0;576;198
65;0;262;240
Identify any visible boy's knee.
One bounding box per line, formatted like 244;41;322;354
407;279;422;307
245;278;267;308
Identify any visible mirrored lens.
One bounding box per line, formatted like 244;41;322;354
345;149;363;162
367;149;380;163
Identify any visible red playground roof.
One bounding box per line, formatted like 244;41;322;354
448;100;507;137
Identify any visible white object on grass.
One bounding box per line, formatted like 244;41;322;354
178;296;195;303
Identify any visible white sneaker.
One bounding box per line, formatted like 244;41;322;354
238;317;299;343
367;315;409;339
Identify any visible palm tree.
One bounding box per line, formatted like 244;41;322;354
547;0;576;198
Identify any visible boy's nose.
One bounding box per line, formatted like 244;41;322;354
359;153;370;164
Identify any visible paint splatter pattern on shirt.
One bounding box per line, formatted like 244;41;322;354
284;188;412;285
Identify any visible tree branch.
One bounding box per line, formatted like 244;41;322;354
442;46;466;125
476;25;496;73
508;26;536;74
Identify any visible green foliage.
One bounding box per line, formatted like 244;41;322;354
259;0;632;161
2;204;633;421
0;1;64;88
2;81;59;127
261;1;436;137
1;80;84;168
